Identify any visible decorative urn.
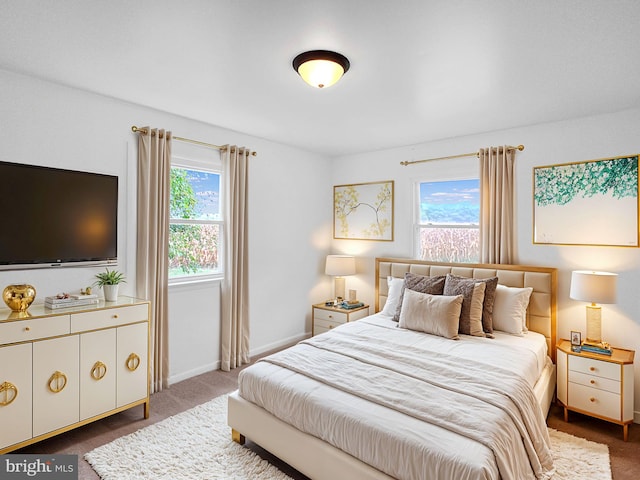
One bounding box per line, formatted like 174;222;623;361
3;284;37;312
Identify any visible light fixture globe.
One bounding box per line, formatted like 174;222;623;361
292;50;350;89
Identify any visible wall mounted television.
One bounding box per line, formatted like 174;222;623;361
0;161;118;271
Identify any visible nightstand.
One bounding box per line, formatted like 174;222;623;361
312;303;370;336
556;339;635;441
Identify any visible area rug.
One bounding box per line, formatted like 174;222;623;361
86;395;611;480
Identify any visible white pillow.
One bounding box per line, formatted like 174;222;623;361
492;284;533;335
381;276;404;317
398;289;463;340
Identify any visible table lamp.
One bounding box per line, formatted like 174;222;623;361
325;255;356;304
569;270;617;349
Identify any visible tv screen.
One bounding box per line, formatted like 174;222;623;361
0;161;118;270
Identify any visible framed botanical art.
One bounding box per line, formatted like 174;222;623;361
533;154;639;246
334;180;394;241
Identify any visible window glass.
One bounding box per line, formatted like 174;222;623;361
416;179;480;263
169;166;222;279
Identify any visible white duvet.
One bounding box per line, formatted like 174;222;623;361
238;314;555;480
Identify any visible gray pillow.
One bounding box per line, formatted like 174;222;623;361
443;274;486;336
392;272;446;322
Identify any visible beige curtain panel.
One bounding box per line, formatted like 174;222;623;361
220;145;251;371
479;146;515;264
136;127;171;393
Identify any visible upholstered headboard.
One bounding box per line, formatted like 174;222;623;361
375;257;557;362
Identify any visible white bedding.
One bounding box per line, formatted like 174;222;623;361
238;314;554;480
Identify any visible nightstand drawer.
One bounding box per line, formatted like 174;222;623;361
313;308;348;324
314;317;343;331
569;370;620;394
569;383;621;420
569;355;620;381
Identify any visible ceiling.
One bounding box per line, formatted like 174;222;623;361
1;0;639;156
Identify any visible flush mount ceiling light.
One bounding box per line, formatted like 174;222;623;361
292;50;350;89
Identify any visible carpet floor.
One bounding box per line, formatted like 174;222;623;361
15;351;639;479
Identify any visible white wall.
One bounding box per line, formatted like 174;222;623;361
0;69;330;384
330;107;640;422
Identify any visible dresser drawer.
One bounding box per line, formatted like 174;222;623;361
0;315;70;345
569;355;620;381
569;383;621;420
71;304;149;333
313;308;348;325
569;370;620;394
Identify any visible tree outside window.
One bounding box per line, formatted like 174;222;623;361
169;165;222;279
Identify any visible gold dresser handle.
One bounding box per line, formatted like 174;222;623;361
90;361;108;381
126;353;141;372
0;381;18;406
48;371;67;393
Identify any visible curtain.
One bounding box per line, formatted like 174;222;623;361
479;146;515;264
136;127;171;393
220;145;251;371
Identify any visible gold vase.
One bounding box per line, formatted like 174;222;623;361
3;284;36;312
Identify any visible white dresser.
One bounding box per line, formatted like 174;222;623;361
556;339;634;441
0;297;150;453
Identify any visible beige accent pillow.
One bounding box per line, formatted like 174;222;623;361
443;274;486;336
492;284;534;335
398;289;463;340
392;273;446;322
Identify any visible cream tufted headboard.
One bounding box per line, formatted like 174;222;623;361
375;257;558;362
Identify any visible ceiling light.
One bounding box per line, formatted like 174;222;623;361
292;50;350;89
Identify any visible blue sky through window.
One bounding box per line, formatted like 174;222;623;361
419;179;479;224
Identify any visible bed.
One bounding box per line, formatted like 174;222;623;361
228;257;558;480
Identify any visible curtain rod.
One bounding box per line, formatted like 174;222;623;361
400;144;524;166
131;126;257;156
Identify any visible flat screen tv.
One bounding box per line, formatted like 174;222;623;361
0;161;118;270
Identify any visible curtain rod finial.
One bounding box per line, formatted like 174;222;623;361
517;145;525;151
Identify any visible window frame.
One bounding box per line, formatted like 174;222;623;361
168;155;224;285
413;177;480;263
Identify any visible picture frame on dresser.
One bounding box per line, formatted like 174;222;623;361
570;330;581;352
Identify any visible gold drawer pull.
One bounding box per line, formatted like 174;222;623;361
90;361;108;380
590;379;596;385
48;371;68;393
113;314;119;319
590;367;596;372
24;326;31;332
126;353;141;372
0;381;18;406
328;314;333;319
590;397;596;403
329;325;334;329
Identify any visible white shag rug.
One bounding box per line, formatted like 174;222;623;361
86;395;611;480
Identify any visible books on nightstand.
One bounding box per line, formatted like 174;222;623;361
580;341;613;355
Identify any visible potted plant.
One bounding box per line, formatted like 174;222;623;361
94;268;126;302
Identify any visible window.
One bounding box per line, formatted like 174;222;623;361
415;179;480;263
169;158;223;281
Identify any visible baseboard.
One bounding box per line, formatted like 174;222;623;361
250;331;311;358
169;361;220;385
634;411;640;425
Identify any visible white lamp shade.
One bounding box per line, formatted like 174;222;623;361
569;270;617;304
325;255;356;276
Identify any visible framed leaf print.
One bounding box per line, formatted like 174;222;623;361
334;180;394;241
533;155;639;246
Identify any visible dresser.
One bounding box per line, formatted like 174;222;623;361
0;297;150;453
556;339;634;441
312;303;370;336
